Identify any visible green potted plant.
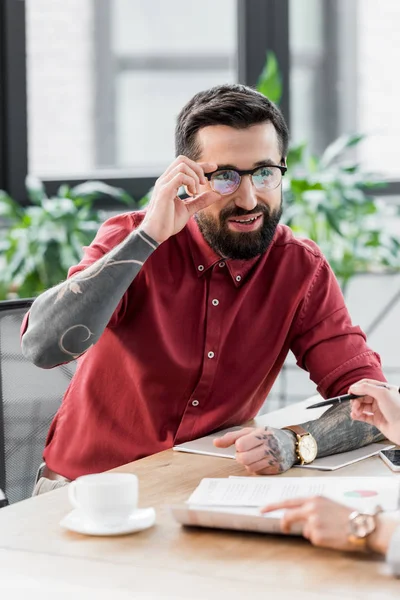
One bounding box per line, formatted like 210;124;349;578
0;177;139;300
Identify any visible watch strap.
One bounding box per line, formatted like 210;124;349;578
282;425;309;438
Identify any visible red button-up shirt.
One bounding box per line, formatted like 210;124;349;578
26;211;383;479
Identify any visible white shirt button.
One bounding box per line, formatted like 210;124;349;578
219;262;225;268
198;265;204;272
191;399;199;407
207;351;215;359
235;275;242;282
212;299;219;306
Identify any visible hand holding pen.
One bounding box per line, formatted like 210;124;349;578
307;379;400;447
349;380;400;446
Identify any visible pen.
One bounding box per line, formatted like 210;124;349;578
306;393;363;410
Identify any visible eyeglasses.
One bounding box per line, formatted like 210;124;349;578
204;164;287;196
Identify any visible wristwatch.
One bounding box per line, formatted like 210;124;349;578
348;505;383;549
281;425;318;465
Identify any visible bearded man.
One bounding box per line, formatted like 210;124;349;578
22;84;385;487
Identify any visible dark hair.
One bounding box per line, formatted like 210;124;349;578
175;83;289;160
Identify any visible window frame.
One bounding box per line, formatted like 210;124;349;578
0;0;28;203
2;0;399;207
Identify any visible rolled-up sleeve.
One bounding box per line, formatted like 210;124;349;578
290;258;384;398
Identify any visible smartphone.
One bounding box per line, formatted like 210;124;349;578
379;449;400;472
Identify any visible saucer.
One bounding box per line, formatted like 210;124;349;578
60;507;156;536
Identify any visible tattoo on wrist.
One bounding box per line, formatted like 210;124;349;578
255;427;296;472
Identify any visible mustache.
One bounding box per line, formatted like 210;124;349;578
219;204;271;223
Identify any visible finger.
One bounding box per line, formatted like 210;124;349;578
353;396;384;421
350;404;366;418
163;173;198;197
350;411;376;426
163;156;217;183
162;163;201;194
244;457;280;474
302;523;312;540
351;400;376;419
350;403;376;421
350;378;392;388
349;381;394;399
184;190;221;216
213;427;255;448
235;444;266;466
235;429;270;453
260;498;309;514
281;507;308;534
351;397;374;409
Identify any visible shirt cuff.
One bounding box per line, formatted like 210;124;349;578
386;525;400;577
136;229;160;249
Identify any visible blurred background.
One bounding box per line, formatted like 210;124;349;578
1;0;400;410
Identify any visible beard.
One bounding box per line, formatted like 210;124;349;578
195;200;282;260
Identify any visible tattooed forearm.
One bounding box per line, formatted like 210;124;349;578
255;428;296;472
300;402;385;457
21;228;158;368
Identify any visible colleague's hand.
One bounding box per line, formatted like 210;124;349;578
349;379;400;446
261;496;398;555
213;426;296;474
261;497;357;551
140;156;221;244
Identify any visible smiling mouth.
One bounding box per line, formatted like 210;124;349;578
228;214;263;224
230;215;260;223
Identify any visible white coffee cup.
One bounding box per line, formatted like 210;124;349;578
68;473;139;526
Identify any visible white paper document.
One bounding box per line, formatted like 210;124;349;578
187;476;400;511
173;429;394;471
170;476;400;536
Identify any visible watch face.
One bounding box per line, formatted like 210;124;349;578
350;514;375;538
298;434;318;463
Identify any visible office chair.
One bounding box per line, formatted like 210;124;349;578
0;299;74;503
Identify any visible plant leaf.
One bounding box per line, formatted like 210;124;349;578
320;134;365;168
70;181;135;205
0;191;24;219
25;175;47;205
286;143;306;167
256;51;282;105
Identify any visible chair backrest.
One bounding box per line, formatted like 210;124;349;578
0;299;75;503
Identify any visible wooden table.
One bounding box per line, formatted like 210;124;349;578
0;399;399;599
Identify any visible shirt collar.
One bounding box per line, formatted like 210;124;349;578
186;217;264;287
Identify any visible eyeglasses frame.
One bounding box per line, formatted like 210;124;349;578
204;163;287;194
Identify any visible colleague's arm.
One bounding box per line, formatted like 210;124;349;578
261;496;400;575
22;157;219;368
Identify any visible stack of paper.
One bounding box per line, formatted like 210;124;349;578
170;476;400;535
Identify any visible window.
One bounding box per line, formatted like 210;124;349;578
26;0;237;179
357;0;400;176
289;0;357;155
4;0;400;198
290;0;400;181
